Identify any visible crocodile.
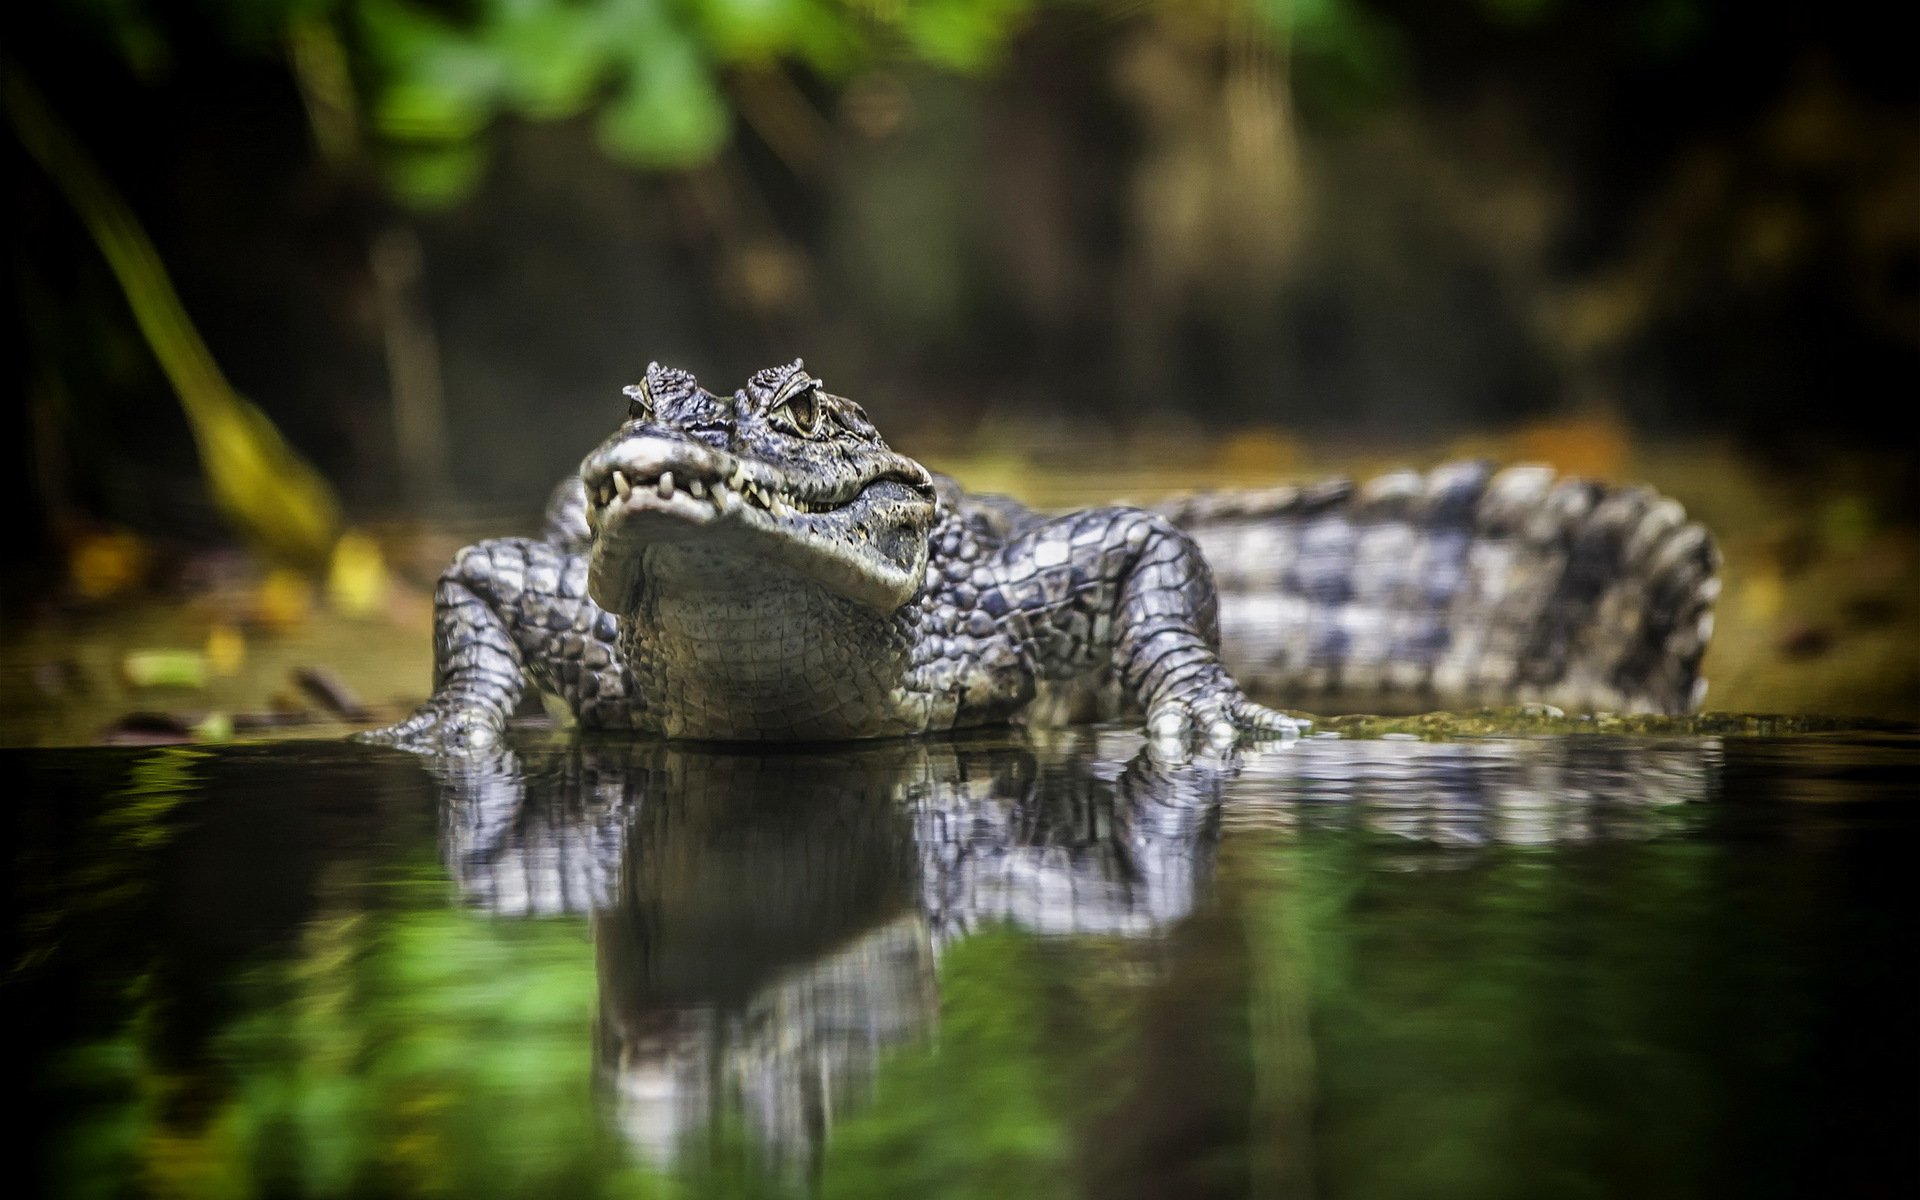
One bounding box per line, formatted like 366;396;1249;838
363;360;1719;751
436;731;1719;1170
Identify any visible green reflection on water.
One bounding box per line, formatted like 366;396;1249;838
822;930;1072;1200
47;868;642;1199
24;733;1916;1198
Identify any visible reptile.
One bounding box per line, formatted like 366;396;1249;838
435;732;1716;1169
363;360;1719;751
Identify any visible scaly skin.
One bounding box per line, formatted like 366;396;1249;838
363;360;1718;752
431;733;1717;1169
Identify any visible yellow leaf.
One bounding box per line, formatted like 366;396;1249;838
254;568;316;631
6;68;342;569
1740;568;1785;623
69;529;149;600
204;623;246;676
327;530;389;616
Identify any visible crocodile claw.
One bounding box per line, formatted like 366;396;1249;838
356;701;507;755
1145;691;1310;747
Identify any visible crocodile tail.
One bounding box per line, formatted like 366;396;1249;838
1156;461;1721;715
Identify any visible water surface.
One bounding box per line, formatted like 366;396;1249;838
16;728;1917;1198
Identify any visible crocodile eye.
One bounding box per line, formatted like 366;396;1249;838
787;387;819;433
622;382;653;423
770;374;822;435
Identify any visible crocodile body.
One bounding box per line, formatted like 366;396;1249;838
436;732;1718;1170
365;361;1718;750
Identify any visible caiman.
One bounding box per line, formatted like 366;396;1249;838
363;360;1719;750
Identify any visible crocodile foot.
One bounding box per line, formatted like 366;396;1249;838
356;699;507;754
1146;690;1310;746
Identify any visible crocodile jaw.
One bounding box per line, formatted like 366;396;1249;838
582;435;934;613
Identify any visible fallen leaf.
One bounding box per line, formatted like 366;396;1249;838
327;530;389;616
192;712;233;742
253;568;315;630
69;529;150;601
122;650;208;689
204;623;246;676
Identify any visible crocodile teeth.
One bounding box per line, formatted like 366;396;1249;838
770;494;792;517
688;478;705;498
612;470;631;499
658;471;674;500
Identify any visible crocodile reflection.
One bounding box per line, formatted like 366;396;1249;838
425;731;1715;1175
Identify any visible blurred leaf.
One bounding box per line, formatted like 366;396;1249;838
205;624;248;676
287;14;362;162
693;0;812;58
375;75;495;141
122;650;209;689
1259;0;1409;117
4;67;344;568
1739;568;1785;623
68;529;151;600
345;0;1041;198
598;35;732;168
254;567;318;629
491;2;611;118
200;398;346;569
383;139;490;209
897;0;1033;73
326;530;390;616
361;0;503;138
192;712;236;742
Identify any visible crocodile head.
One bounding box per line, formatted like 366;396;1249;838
581;360;937;614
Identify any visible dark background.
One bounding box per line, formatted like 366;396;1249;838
6;0;1917;553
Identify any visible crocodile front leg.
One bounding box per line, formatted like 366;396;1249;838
987;508;1305;742
361;537;640;751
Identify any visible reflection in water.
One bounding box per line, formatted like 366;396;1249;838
1232;735;1720;848
427;730;1717;1177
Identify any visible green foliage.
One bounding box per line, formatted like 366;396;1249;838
213;894;621;1197
893;0;1033;72
595;27;733;169
1258;826;1728;1200
1254;0;1408;119
49;0;1723;208
352;0;1034;205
